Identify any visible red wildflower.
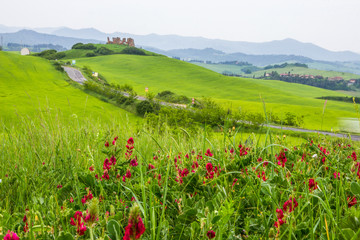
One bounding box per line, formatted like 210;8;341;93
89;165;94;171
70;197;74;203
239;144;248;156
148;164;155;170
333;171;340;179
206;162;213;172
130;157;138;167
123;204;146;240
4;231;19;240
308;179;318;191
276;150;287;168
205;149;213;157
105;141;109;147
283;197;298;213
181;168;189;177
110;155;117;165
352;152;357;161
232;178;238;188
126;169;132;179
112;140;116;145
276;208;284;219
348;196;357;208
57;184;63;189
206;230;216;239
274;218;286;228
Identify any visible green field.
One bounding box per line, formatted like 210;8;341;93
0;51;138;124
245;66;360;80
193;62;258;75
72;54;360;131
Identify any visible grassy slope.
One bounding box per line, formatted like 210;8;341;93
74;54;359;131
245;66;360;80
193;62;252;75
0;51;138;124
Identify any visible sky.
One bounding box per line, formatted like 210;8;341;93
2;0;360;52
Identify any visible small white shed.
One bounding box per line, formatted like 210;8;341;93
20;48;30;56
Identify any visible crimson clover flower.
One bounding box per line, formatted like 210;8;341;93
308;179;318;191
205;149;213;157
4;231;19;240
348;196;357;208
123;203;146;240
206;230;216;239
276;150;287;167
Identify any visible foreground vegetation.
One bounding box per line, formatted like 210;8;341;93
1;112;360;239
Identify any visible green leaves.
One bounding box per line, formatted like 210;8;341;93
107;219;122;240
57;232;75;240
351;182;360;195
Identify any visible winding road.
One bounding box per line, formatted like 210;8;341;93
63;66;360;141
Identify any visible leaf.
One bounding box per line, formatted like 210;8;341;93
342;228;355;239
351;182;360;195
57;232;75;240
212;215;221;224
107;219;122;240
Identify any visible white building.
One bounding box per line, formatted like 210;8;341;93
20;48;30;56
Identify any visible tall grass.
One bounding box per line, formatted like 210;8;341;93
0;111;359;239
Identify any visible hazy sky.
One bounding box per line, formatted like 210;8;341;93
2;0;360;52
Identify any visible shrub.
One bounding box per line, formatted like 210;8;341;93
72;43;84;49
95;47;114;55
136;101;154;116
86;52;96;57
55;52;66;59
156;90;190;104
0;46;2;51
72;43;97;50
121;47;146;55
52;62;64;72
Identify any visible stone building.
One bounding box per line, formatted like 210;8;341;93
107;37;135;47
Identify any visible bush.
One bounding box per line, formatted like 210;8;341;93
55;52;66;59
95;47;114;55
72;43;84;49
52;62;64;72
72;43;97;50
0;46;2;51
121;47;146;55
136;101;154;116
156;90;190;104
86;52;96;57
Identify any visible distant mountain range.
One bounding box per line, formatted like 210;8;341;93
0;29;104;49
1;25;360;62
144;47;315;66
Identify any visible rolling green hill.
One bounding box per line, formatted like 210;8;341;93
74;54;359;131
0;51;138;124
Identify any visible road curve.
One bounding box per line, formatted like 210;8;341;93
63;67;87;84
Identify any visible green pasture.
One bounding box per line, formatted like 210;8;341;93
193;62;255;75
0;51;138;125
74;54;359;131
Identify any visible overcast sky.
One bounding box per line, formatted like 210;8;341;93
2;0;360;52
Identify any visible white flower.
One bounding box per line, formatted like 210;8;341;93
0;179;2;183
312;154;318;158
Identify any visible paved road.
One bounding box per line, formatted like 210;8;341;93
63;67;360;141
63;67;87;84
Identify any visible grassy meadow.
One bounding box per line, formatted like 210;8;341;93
3;46;360;240
73;54;360;131
0;51;138;125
